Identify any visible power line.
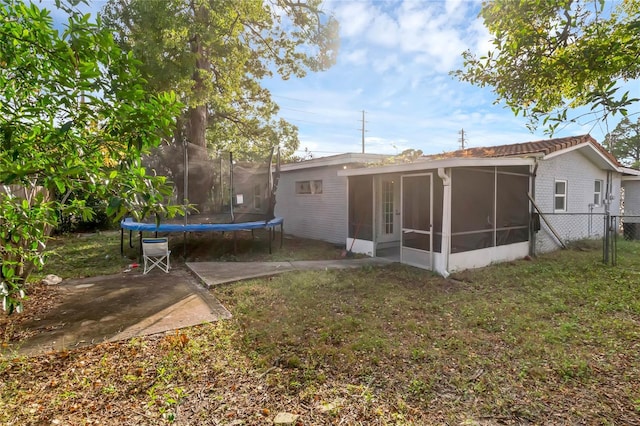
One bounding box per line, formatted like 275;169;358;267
285;117;332;125
278;106;317;114
285;116;368;131
271;94;309;103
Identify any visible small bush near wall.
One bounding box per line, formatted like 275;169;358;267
55;196;113;234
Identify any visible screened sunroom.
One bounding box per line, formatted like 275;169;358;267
340;158;534;275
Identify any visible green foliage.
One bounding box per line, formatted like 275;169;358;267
101;0;339;160
605;117;640;168
454;0;640;135
0;0;183;312
0;188;56;313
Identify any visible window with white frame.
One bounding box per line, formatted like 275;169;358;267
311;180;323;194
296;181;311;194
594;180;603;206
295;180;323;195
554;180;567;212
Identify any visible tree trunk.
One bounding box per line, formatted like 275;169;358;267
188;104;207;148
188;3;210;148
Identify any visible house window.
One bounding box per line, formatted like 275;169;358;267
295;180;322;194
554;180;567;212
296;181;311;194
254;184;262;209
382;180;394;234
311;180;323;194
594;180;603;206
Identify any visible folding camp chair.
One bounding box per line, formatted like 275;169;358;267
142;238;171;274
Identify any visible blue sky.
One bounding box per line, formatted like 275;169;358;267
47;0;638;158
264;0;638;158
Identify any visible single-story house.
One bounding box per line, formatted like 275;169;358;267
338;134;624;275
620;167;640;238
275;134;632;275
274;153;388;244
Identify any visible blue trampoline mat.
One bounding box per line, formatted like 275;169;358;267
121;216;284;233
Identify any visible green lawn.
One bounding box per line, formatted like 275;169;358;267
3;234;640;424
33;229;341;280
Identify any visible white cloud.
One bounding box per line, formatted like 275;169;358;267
331;1;375;38
366;12;400;48
371;53;399;74
469;16;494;56
268;1;561;157
394;2;470;72
343;48;368;65
445;0;466;15
329;1;486;76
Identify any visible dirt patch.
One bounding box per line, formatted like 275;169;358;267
0;283;65;345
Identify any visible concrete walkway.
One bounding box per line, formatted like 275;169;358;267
186;257;393;287
6;269;231;356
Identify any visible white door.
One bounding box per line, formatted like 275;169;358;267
378;176;400;244
401;173;433;269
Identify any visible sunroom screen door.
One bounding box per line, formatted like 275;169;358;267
401;173;433;269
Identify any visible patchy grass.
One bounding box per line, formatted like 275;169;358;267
32;230;340;281
34;231;132;280
2;237;640;424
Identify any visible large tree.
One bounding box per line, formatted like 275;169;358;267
0;0;181;312
454;0;640;135
605;117;640;168
101;0;339;159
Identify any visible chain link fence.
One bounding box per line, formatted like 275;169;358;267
619;214;640;240
534;212;607;251
534;212;640;266
612;214;640;265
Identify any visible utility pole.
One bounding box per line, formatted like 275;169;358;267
458;128;466;150
361;110;366;153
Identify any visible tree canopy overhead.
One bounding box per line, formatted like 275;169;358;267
454;0;640;135
101;0;339;159
605;117;640;168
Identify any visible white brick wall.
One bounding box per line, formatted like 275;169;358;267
275;166;347;244
534;150;621;253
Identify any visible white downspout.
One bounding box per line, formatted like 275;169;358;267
438;167;451;277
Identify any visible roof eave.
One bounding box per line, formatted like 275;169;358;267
543;142;620;171
621;166;640;179
280;153;388;172
338;157;535;177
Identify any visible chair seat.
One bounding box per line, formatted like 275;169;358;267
142;238;170;274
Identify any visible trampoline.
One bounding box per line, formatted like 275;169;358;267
121;144;284;258
120;216;284;257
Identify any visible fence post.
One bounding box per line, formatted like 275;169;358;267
611;215;617;266
603;213;609;264
602;213;618;266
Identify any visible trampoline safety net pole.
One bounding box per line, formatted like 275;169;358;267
229;151;234;222
183;141;188;258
